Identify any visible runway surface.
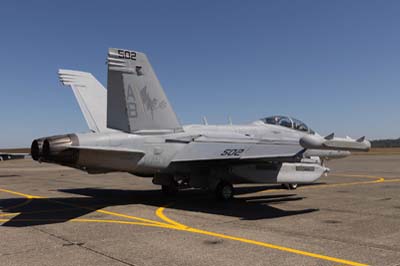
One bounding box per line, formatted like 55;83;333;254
1;155;400;266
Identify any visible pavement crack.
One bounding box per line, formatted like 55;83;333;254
33;227;137;266
78;244;137;266
198;219;400;254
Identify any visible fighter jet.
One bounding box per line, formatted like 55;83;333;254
56;69;351;164
31;48;370;200
56;69;350;191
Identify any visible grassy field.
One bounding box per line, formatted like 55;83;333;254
0;148;30;153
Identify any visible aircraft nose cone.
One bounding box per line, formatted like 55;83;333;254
364;140;372;151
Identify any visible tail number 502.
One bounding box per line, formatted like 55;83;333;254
118;49;136;60
220;149;244;156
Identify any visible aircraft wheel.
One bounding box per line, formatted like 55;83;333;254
161;184;178;196
216;181;234;200
282;183;298;190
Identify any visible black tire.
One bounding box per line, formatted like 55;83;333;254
161;185;178;196
215;182;234;200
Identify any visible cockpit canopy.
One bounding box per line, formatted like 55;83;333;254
261;116;315;134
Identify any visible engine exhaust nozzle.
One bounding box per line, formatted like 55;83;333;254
31;138;45;161
40;134;79;164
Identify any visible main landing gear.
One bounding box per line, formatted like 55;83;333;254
282;183;298;190
161;184;179;196
158;174;235;201
215;181;234;200
159;176;188;197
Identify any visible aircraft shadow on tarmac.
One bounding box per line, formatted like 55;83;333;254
0;185;320;227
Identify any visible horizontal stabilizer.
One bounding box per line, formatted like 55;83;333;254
59;69;108;133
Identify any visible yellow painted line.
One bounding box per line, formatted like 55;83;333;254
0;187;42;199
47;198;171;227
154;173;397;265
299;179;384;190
300;174;385;190
257;174;387;194
0;206;92;217
2;173;390;266
0;187;39;211
381;178;400;183
0;186;171;227
0;218;176;229
3;198;33;211
68;218;176;229
0;212;19;217
2;185;367;265
188;228;367;266
95;208;170;227
332;174;384;179
156;206;187;229
156;206;368;266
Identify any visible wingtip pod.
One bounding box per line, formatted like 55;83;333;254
300;134;371;152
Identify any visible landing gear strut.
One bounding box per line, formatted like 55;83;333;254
282;183;298;190
215;181;234;200
161;184;178;196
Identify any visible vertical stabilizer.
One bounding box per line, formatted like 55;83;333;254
107;48;182;133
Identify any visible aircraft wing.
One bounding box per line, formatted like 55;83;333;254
171;135;303;163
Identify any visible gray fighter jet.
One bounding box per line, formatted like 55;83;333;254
31;48;370;200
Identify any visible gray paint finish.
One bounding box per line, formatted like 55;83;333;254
107;48;181;133
31;48;371;191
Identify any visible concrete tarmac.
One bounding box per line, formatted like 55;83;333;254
0;155;399;266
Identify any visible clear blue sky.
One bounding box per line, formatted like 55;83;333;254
1;0;399;148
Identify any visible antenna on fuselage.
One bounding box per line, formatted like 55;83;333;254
202;116;208;125
228;116;232;125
